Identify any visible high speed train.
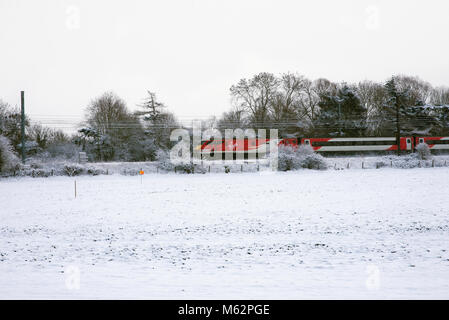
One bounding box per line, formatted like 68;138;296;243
196;136;449;159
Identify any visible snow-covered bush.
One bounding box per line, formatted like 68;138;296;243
86;166;106;176
30;169;52;177
300;152;328;170
297;144;315;156
377;154;422;169
156;149;206;173
0;135;20;173
156;149;174;172
29;160;43;169
175;162;195;174
63;163;85;176
416;143;432;160
277;145;299;171
277;144;328;171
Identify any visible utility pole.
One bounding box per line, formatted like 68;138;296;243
338;102;342;136
395;92;401;156
21;91;25;163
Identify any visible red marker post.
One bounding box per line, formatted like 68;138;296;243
139;169;144;184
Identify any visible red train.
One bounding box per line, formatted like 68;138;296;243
196;136;449;158
302;136;449;152
195;138;297;159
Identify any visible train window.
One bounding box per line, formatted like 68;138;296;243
305;140;310;145
430;139;449;145
419;138;424;144
407;139;411;143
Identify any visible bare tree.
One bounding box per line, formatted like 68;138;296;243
394;75;432;106
230;72;279;129
356;80;389;135
85;91;136;137
28;124;52;149
430;86;449;106
217;106;248;130
297;79;321;124
271;73;306;121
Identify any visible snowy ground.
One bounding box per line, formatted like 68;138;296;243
1;167;449;299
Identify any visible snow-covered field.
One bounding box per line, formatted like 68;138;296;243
1;167;449;299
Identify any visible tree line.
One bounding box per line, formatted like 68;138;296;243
1;73;449;166
220;73;449;138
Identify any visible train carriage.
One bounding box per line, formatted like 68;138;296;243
196;138;298;160
301;137;414;152
415;137;449;150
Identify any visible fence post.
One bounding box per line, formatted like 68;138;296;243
362;162;364;169
432;159;435;167
347;162;350;169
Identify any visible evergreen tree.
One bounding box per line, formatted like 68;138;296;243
136;91;179;150
314;84;366;136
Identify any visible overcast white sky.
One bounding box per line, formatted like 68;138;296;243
1;0;449;128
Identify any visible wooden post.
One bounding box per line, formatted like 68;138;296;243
362;162;364;169
20;91;25;164
347;162;350;169
432;160;435;167
74;180;77;198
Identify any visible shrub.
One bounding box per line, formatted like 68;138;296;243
63;163;85;176
297;144;315;156
277;145;298;171
156;149;175;171
277;144;328;171
416;143;432;160
0;135;20;173
175;162;195;174
86;166;106;176
300;152;328;170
